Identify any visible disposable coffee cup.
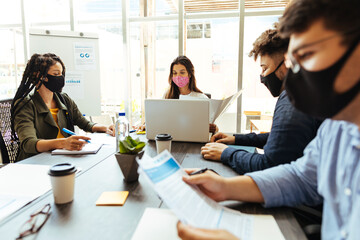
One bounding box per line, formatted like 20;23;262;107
155;134;173;154
48;163;77;204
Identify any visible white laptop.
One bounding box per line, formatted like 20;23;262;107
145;99;210;142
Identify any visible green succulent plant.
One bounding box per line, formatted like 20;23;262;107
119;136;146;154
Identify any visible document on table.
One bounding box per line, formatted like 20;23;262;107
86;133;115;147
179;90;242;123
132;208;285;240
0;164;52;221
51;143;103;155
137;150;253;239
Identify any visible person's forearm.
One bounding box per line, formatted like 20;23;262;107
91;124;107;133
222;149;271;174
235;133;269;148
36;139;66;152
224;176;264;203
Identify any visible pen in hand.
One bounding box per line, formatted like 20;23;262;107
62;128;91;143
189;168;219;176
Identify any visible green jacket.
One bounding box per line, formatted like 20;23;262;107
14;91;96;161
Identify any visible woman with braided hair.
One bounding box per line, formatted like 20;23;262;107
12;53;114;161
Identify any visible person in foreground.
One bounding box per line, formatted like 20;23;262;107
12;53;114;161
201;26;322;174
177;0;360;239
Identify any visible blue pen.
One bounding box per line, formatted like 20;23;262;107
62;128;91;143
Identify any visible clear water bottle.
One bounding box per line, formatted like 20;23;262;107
115;112;129;152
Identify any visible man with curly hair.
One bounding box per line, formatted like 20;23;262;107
201;25;322;174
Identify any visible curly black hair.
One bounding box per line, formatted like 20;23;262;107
249;23;289;61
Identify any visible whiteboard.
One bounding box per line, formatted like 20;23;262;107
29;29;101;116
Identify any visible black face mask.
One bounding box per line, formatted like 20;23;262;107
43;74;65;92
260;60;284;97
285;39;360;119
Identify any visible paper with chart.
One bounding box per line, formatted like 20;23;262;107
137;150;253;239
180;90;242;123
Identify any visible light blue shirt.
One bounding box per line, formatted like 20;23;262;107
247;119;360;240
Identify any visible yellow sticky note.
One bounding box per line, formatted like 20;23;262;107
96;191;129;206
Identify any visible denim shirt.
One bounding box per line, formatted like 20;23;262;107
247;120;360;240
221;91;322;174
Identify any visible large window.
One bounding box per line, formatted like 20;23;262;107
241;15;281;131
129;20;178;125
185;18;239;132
27;0;70;28
0;29;25;99
0;0;288;132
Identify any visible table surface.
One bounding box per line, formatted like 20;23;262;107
0;135;307;240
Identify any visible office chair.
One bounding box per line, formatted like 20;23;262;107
0;98;19;163
292;205;323;240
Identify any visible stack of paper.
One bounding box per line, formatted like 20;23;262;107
0;164;52;221
132;208;285;240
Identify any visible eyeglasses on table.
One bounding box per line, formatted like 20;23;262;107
16;203;51;240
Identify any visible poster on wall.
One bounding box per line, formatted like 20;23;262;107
74;42;96;70
63;71;84;100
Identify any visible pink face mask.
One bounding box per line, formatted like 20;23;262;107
172;76;189;88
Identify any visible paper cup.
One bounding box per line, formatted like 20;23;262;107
48;163;77;204
155;134;173;154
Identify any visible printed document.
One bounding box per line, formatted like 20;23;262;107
132;208;285;240
180;90;242;123
137;150;253;239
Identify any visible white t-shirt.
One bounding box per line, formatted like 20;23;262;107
180;91;209;99
163;90;209;99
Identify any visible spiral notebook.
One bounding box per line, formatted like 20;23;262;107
51;143;103;155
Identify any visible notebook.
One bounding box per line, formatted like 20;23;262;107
51;143;103;155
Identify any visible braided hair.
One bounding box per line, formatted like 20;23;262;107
11;53;66;140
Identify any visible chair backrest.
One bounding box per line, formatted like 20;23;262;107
0;98;19;163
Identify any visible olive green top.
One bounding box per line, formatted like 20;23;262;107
14;91;96;161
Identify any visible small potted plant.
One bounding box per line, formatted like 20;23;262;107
115;136;146;183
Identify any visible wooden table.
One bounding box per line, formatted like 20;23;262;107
0;136;307;240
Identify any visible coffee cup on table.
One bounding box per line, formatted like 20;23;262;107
48;163;77;204
155;134;173;154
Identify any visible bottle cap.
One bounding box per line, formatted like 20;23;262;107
155;134;173;141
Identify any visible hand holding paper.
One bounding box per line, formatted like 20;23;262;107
182;169;227;201
137;150;253;239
